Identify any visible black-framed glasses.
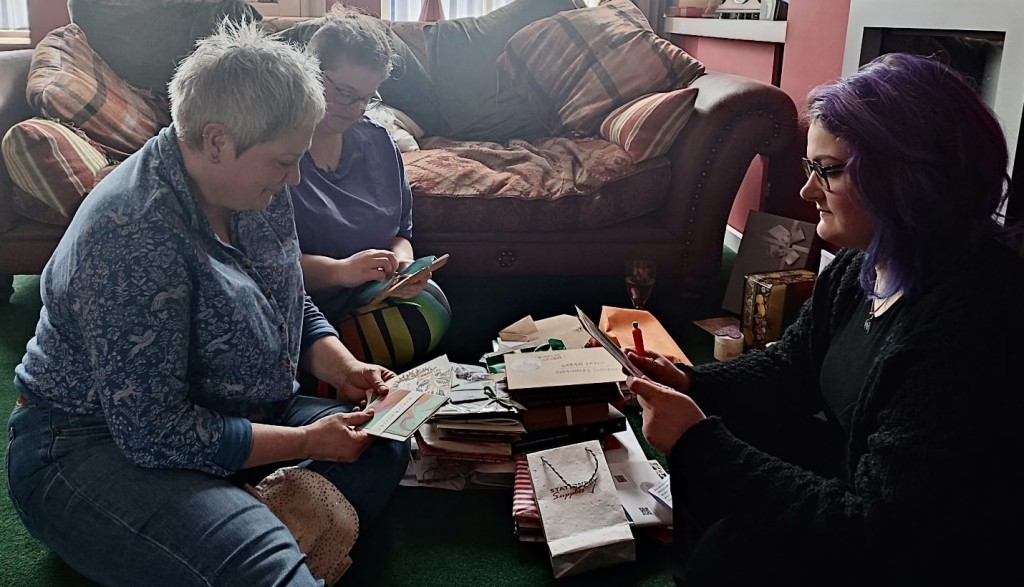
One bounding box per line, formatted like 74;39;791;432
323;72;382;110
801;157;847;191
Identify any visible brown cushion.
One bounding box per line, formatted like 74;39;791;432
599;88;699;163
403;136;669;232
1;118;110;220
497;0;705;136
27;24;170;159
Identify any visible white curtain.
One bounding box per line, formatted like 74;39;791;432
387;0;516;22
0;0;29;30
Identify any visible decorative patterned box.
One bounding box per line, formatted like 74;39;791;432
741;269;816;350
723;211;821;315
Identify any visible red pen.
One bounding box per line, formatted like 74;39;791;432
631;321;646;357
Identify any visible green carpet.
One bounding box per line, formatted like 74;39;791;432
0;248;733;586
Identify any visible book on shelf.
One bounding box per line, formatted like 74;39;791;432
505;347;626;408
511;404;627;454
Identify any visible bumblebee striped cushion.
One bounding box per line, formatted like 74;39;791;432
1;117;111;221
497;0;704;136
599;87;699;163
26;24;170;160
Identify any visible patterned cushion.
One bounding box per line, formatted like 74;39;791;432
403;136;670;232
1;118;110;221
599;87;699;163
497;0;704;136
27;24;170;159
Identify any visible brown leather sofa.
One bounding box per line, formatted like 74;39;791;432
0;45;801;301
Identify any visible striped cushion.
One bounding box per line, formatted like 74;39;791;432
497;0;704;136
599;88;699;163
1;118;110;221
26;24;170;159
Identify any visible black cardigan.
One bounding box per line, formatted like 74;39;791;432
671;241;1024;584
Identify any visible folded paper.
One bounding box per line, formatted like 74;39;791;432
499;315;540;342
598;306;689;364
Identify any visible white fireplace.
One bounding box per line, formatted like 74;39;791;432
843;0;1024;173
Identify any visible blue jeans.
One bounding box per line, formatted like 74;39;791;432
5;397;409;587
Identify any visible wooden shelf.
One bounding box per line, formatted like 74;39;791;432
665;17;787;43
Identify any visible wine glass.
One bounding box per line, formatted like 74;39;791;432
625;260;656;310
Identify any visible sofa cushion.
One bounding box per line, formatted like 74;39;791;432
1;118;109;220
600;87;699;164
274;16;447;137
68;0;261;95
497;0;705;136
426;0;583;143
27;24;171;159
403;136;669;232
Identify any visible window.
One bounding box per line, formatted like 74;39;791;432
382;1;516;22
0;0;28;49
0;0;28;30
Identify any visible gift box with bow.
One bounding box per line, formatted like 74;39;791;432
723;211;821;315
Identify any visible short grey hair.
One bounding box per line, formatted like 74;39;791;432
169;19;326;154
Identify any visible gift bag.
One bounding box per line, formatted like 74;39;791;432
527;440;636;578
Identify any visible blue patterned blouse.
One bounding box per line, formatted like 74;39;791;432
14;126;337;477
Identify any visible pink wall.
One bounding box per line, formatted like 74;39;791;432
674;36;782;231
779;0;852;114
28;0;69;47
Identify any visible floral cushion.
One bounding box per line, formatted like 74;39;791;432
27;24;170;159
403;136;670;232
497;0;704;136
600;88;699;163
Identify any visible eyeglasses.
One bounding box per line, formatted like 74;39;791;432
322;72;382;110
801;157;847;191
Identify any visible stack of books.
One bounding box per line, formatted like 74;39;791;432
504;347;628;453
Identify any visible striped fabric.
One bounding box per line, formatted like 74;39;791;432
1;118;110;219
298;284;452;399
497;0;704;136
26;24;170;160
512;454;543;539
599;87;699;163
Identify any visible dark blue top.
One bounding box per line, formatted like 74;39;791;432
15;126;337;477
290;117;413;317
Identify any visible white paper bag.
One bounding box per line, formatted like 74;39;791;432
527;440;636;578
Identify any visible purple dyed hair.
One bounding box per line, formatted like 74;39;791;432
806;52;1009;299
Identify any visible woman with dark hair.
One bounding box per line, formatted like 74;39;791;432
289;9;451;393
626;53;1024;585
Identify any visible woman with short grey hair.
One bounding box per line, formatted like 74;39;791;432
6;20;409;586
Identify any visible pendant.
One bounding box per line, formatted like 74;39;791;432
863;317;872;333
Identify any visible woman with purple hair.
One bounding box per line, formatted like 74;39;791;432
625;53;1024;585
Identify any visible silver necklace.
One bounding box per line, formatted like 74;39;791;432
864;295;896;333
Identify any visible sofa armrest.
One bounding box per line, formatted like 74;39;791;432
661;71;801;288
0;49;34;235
